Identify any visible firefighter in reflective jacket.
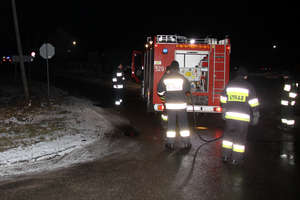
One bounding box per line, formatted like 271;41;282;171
157;60;191;149
112;64;125;106
280;71;298;130
220;66;260;165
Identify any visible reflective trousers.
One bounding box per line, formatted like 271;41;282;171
166;109;189;142
222;119;249;161
280;105;295;128
113;88;123;105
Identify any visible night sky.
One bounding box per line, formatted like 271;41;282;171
1;1;300;67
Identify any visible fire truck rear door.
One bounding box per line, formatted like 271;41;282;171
175;50;209;92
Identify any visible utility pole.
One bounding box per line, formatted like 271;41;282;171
11;0;30;101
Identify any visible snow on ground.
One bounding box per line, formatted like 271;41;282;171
0;81;134;178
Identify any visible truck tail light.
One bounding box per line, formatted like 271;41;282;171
157;105;164;111
214;106;222;113
154;104;165;111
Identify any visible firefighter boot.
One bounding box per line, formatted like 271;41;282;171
231;151;244;165
182;137;191;149
222;148;232;163
165;143;175;150
278;123;289;132
165;138;175;150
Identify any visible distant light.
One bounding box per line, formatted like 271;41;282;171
6;56;10;59
195;126;208;130
149;40;153;45
190;39;196;44
273;44;277;49
72;41;77;46
145;44;149;48
162;48;168;54
31;51;36;57
280;154;288;159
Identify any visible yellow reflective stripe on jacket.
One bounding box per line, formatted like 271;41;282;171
281;100;289;106
166;131;176;138
248;98;259;107
233;144;245;153
180;130;190;137
289;92;297;98
163;78;183;91
226;87;249;96
220;96;227;103
226;87;249;102
225;112;250;122
284;84;291;92
161;114;168;121
222;140;233;149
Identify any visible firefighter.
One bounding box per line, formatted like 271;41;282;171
220;66;260;165
158;66;171;129
112;64;125;106
157;60;191;149
280;71;298;131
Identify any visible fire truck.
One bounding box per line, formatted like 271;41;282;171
132;35;230;113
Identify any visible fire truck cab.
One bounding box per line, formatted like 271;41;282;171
131;50;143;83
139;35;230;113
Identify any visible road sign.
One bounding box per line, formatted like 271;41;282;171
39;43;55;59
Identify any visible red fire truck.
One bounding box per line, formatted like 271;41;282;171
134;35;230;113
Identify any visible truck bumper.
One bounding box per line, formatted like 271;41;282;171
154;104;222;113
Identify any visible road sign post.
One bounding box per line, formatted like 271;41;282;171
39;43;55;98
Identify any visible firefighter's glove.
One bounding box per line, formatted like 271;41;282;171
185;92;192;104
252;111;260;125
220;108;226;120
222;113;226;120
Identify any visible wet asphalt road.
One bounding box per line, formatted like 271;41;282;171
0;74;299;200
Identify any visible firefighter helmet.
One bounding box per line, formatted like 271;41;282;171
170;60;180;72
282;70;290;79
236;66;248;77
117;64;123;70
